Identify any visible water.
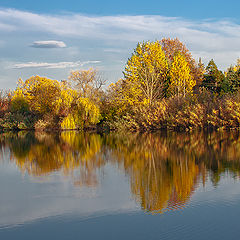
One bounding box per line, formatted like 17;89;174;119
0;131;240;239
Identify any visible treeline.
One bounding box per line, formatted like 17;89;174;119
0;69;103;131
1;38;240;131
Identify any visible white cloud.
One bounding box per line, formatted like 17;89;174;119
0;9;240;53
0;8;239;43
12;61;100;69
31;40;66;48
0;7;240;84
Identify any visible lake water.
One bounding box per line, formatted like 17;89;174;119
0;131;240;239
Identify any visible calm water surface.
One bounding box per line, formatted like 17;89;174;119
0;131;240;239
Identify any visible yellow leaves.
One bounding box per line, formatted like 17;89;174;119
60;97;101;130
169;53;196;97
121;39;198;110
219;99;240;127
123;41;169;105
11;75;103;130
11;95;29;113
12;76;69;115
232;59;240;72
61;114;77;130
172;103;205;129
76;97;101;126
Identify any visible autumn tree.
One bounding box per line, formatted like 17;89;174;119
68;68;104;103
10;75;102;130
123;41;169;105
0;90;11;117
161;38;204;86
234;58;240;72
11;76;76;115
9;76;79;129
169;53;196;97
99;79;127;124
67;69;103;129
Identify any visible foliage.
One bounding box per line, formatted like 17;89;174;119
11;94;29;113
76;97;101;127
0;111;37;130
201;59;226;94
0;75;103;131
161;38;204;85
60;114;77;130
225;66;240;93
60;97;101;130
3;38;240;131
123;41;169;105
169;53;196;97
0;90;11;118
12;76;75;116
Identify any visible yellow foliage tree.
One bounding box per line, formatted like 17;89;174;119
12;76;75;115
61;97;101;129
123;41;169;105
169;53;196;97
161;38;203;86
76;97;101;126
11;88;29;113
11;76;101;130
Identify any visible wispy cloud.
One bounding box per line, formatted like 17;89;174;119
12;61;100;69
0;9;240;40
1;7;240;88
31;40;66;48
103;48;124;53
1;8;240;54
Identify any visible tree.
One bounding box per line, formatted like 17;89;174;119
68;68;104;103
0;90;11;116
201;59;225;93
12;76;75;115
123;41;169;105
197;58;205;82
226;66;239;93
225;59;240;92
169;53;195;97
60;97;101;130
161;38;203;86
11;76;101;130
233;58;240;72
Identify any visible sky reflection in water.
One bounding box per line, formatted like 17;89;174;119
0;131;240;239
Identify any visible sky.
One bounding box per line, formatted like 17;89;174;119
1;0;240;89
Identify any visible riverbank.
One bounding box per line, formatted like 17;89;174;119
1;39;240;133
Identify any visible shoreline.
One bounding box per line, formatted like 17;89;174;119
1;125;240;134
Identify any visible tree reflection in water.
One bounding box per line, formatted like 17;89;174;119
1;130;240;213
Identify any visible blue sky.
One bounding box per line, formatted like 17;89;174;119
1;0;240;20
1;0;240;89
